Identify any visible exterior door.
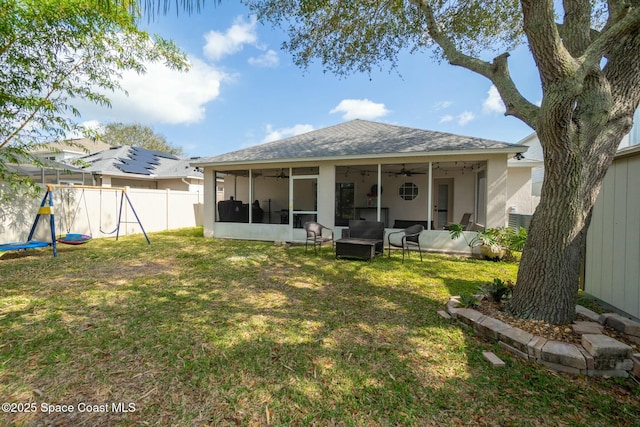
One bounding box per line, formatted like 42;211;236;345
291;176;318;229
335;182;355;226
433;178;453;229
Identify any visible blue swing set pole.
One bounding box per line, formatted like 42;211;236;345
26;186;57;257
116;190;150;244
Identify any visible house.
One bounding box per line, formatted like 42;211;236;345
6;138;111;186
192;119;538;254
31;137;112;162
516;113;638;202
14;142;205;192
78;145;204;191
585;144;640;319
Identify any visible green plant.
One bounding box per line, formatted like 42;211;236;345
478;278;515;303
449;225;527;260
458;293;479;308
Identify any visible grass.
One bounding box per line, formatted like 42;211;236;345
0;227;638;426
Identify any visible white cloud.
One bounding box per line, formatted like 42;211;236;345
76;56;225;125
438;115;454;124
263;123;314;143
433;101;453;111
80;120;103;132
203;15;258;61
482;85;506;114
248;49;279;68
457;111;476;126
329;99;390;120
64;120;104;139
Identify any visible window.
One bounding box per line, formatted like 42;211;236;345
399;182;418;200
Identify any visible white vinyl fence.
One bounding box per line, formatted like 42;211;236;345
0;186;203;245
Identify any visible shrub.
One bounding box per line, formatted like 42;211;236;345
478;278;514;303
458;293;479;308
449;225;528;261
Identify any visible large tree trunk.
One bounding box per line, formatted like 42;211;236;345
506;84;631;324
504;2;640;324
507;141;593;324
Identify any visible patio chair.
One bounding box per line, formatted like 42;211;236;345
304;221;334;255
387;224;424;263
446;212;472;230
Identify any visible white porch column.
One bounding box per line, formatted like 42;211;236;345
376;163;382;222
318;164;335;228
249;169;253;223
486;156;508;228
427;162;433;230
203;168;216;238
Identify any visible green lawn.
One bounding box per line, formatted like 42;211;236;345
1;227;638;426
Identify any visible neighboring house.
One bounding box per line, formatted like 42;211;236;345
516;112;638;201
7;138;112;186
7;161;90;186
31;138;112;162
78;145;204;192
192;119;539;253
515;133;544;199
585;144;640;319
15;141;205;192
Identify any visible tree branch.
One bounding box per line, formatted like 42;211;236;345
0;35;17;57
578;5;640;82
409;0;539;128
562;0;593;56
0;59;88;150
521;0;579;86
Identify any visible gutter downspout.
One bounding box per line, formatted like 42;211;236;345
181;178;191;191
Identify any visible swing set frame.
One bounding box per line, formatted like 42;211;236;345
0;184;150;257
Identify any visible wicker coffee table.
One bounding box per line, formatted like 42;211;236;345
335;238;382;261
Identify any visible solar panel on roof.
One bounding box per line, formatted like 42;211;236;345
131;153;160;165
131;146;179;160
108;146;182;175
115;163;153;175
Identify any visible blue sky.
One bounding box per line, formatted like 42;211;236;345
78;2;541;158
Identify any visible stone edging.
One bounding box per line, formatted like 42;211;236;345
445;297;640;377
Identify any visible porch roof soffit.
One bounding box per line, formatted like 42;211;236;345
192;119;526;168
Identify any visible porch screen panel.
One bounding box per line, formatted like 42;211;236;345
292;177;318;228
217;171;250;223
253;168;290;224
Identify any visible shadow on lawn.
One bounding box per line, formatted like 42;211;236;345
0;233;638;426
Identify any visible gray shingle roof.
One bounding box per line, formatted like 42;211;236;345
193;119;523;166
75;146;203;179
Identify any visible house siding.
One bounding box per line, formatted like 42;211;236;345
585;147;640;319
507;167;535;215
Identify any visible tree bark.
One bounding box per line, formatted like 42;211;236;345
505;4;640;324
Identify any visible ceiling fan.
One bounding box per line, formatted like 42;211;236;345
264;169;289;179
393;164;426;177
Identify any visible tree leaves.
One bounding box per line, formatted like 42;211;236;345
101;122;184;155
0;0;188;190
